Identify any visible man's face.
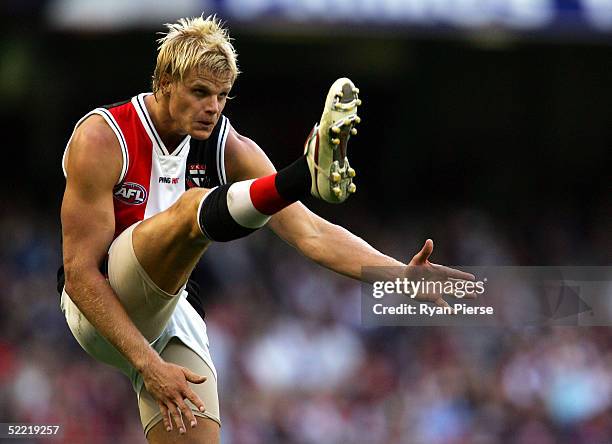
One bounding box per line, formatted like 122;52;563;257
167;68;233;140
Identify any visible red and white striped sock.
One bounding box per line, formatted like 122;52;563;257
226;177;283;228
198;156;311;241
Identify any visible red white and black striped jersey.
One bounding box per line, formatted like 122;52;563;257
62;93;230;239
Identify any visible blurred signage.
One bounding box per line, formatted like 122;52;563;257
222;0;612;31
48;0;612;33
227;0;553;28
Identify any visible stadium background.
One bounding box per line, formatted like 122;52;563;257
1;1;611;443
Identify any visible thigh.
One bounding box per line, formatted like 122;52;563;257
139;338;220;443
61;289;133;376
108;222;182;341
60;222;186;372
132;188;211;296
147;419;219;444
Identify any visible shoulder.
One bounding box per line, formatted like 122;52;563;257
72;114;118;148
224;125;266;162
66;114;123;187
224;124;276;181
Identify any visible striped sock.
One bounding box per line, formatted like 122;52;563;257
198;156;310;242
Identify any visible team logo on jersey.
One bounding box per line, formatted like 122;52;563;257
188;164;207;187
113;182;147;205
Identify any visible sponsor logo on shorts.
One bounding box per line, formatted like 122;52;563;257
113;182;147;205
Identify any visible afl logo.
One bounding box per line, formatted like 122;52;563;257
114;182;147;205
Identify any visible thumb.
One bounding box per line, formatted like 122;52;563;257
182;368;207;384
413;239;434;264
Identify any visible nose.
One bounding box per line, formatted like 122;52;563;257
203;95;220;115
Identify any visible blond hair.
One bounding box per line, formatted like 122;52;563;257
152;15;239;95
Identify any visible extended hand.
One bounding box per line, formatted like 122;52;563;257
141;358;207;435
405;239;476;309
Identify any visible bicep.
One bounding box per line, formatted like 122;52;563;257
61;120;121;276
61;177;116;272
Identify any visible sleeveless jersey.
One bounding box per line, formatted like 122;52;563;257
62;92;229;237
57;93;230;317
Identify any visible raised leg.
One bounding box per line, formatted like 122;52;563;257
132;156;312;295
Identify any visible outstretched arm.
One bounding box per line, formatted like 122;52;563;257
224;127;474;295
269;200;404;280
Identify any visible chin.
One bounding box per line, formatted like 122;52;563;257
190;128;213;141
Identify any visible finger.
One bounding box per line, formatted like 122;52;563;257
168;402;186;435
435;298;460;315
431;264;475;281
435;298;451;309
412;239;434;265
167;409;173;432
447;287;478;299
185;387;207;414
158;402;171;432
176;397;198;430
183;368;207;385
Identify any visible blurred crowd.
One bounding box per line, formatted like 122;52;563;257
0;203;610;444
2;1;611;442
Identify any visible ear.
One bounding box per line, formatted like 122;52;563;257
159;74;173;96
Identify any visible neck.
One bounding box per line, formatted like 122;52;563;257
144;94;185;151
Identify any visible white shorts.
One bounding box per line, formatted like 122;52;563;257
60;222;220;433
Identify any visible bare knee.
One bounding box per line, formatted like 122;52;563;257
147;417;220;444
168;188;210;240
